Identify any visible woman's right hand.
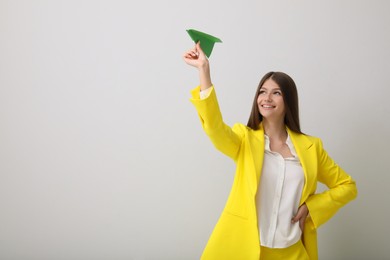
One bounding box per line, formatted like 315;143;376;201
183;42;209;70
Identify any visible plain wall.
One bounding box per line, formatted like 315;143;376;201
1;0;389;259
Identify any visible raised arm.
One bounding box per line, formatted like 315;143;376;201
183;43;245;161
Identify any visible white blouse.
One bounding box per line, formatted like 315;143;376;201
257;134;304;248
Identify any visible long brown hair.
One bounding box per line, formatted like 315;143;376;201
247;71;302;134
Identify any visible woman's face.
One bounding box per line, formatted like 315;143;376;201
257;78;286;121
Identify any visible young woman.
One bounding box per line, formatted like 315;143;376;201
183;42;357;260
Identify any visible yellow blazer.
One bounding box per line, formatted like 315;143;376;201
190;86;357;260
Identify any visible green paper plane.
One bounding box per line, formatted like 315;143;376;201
186;29;222;58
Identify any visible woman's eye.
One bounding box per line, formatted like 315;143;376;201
259;90;266;95
274;91;282;95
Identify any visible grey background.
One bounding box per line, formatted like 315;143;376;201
0;0;389;259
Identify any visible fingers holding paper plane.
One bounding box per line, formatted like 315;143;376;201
183;42;209;69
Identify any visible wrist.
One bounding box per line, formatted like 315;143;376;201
198;62;209;71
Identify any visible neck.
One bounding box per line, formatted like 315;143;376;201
262;118;287;140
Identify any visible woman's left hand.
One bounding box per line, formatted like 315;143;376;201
291;203;309;231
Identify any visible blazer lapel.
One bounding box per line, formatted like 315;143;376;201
287;129;316;205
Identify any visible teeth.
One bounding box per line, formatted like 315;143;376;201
262;105;274;108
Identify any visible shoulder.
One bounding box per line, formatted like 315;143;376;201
232;123;248;131
289;130;324;150
232;123;265;142
232;123;261;134
303;134;322;144
231;123;250;138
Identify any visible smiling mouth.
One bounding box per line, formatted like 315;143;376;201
261;105;276;109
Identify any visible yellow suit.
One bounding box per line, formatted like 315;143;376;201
190;86;357;260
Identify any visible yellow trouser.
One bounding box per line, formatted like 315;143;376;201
260;240;310;260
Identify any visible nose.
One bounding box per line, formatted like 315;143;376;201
264;93;272;102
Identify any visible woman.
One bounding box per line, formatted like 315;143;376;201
183;42;357;260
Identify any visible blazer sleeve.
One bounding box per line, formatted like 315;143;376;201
305;138;358;228
189;86;245;161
